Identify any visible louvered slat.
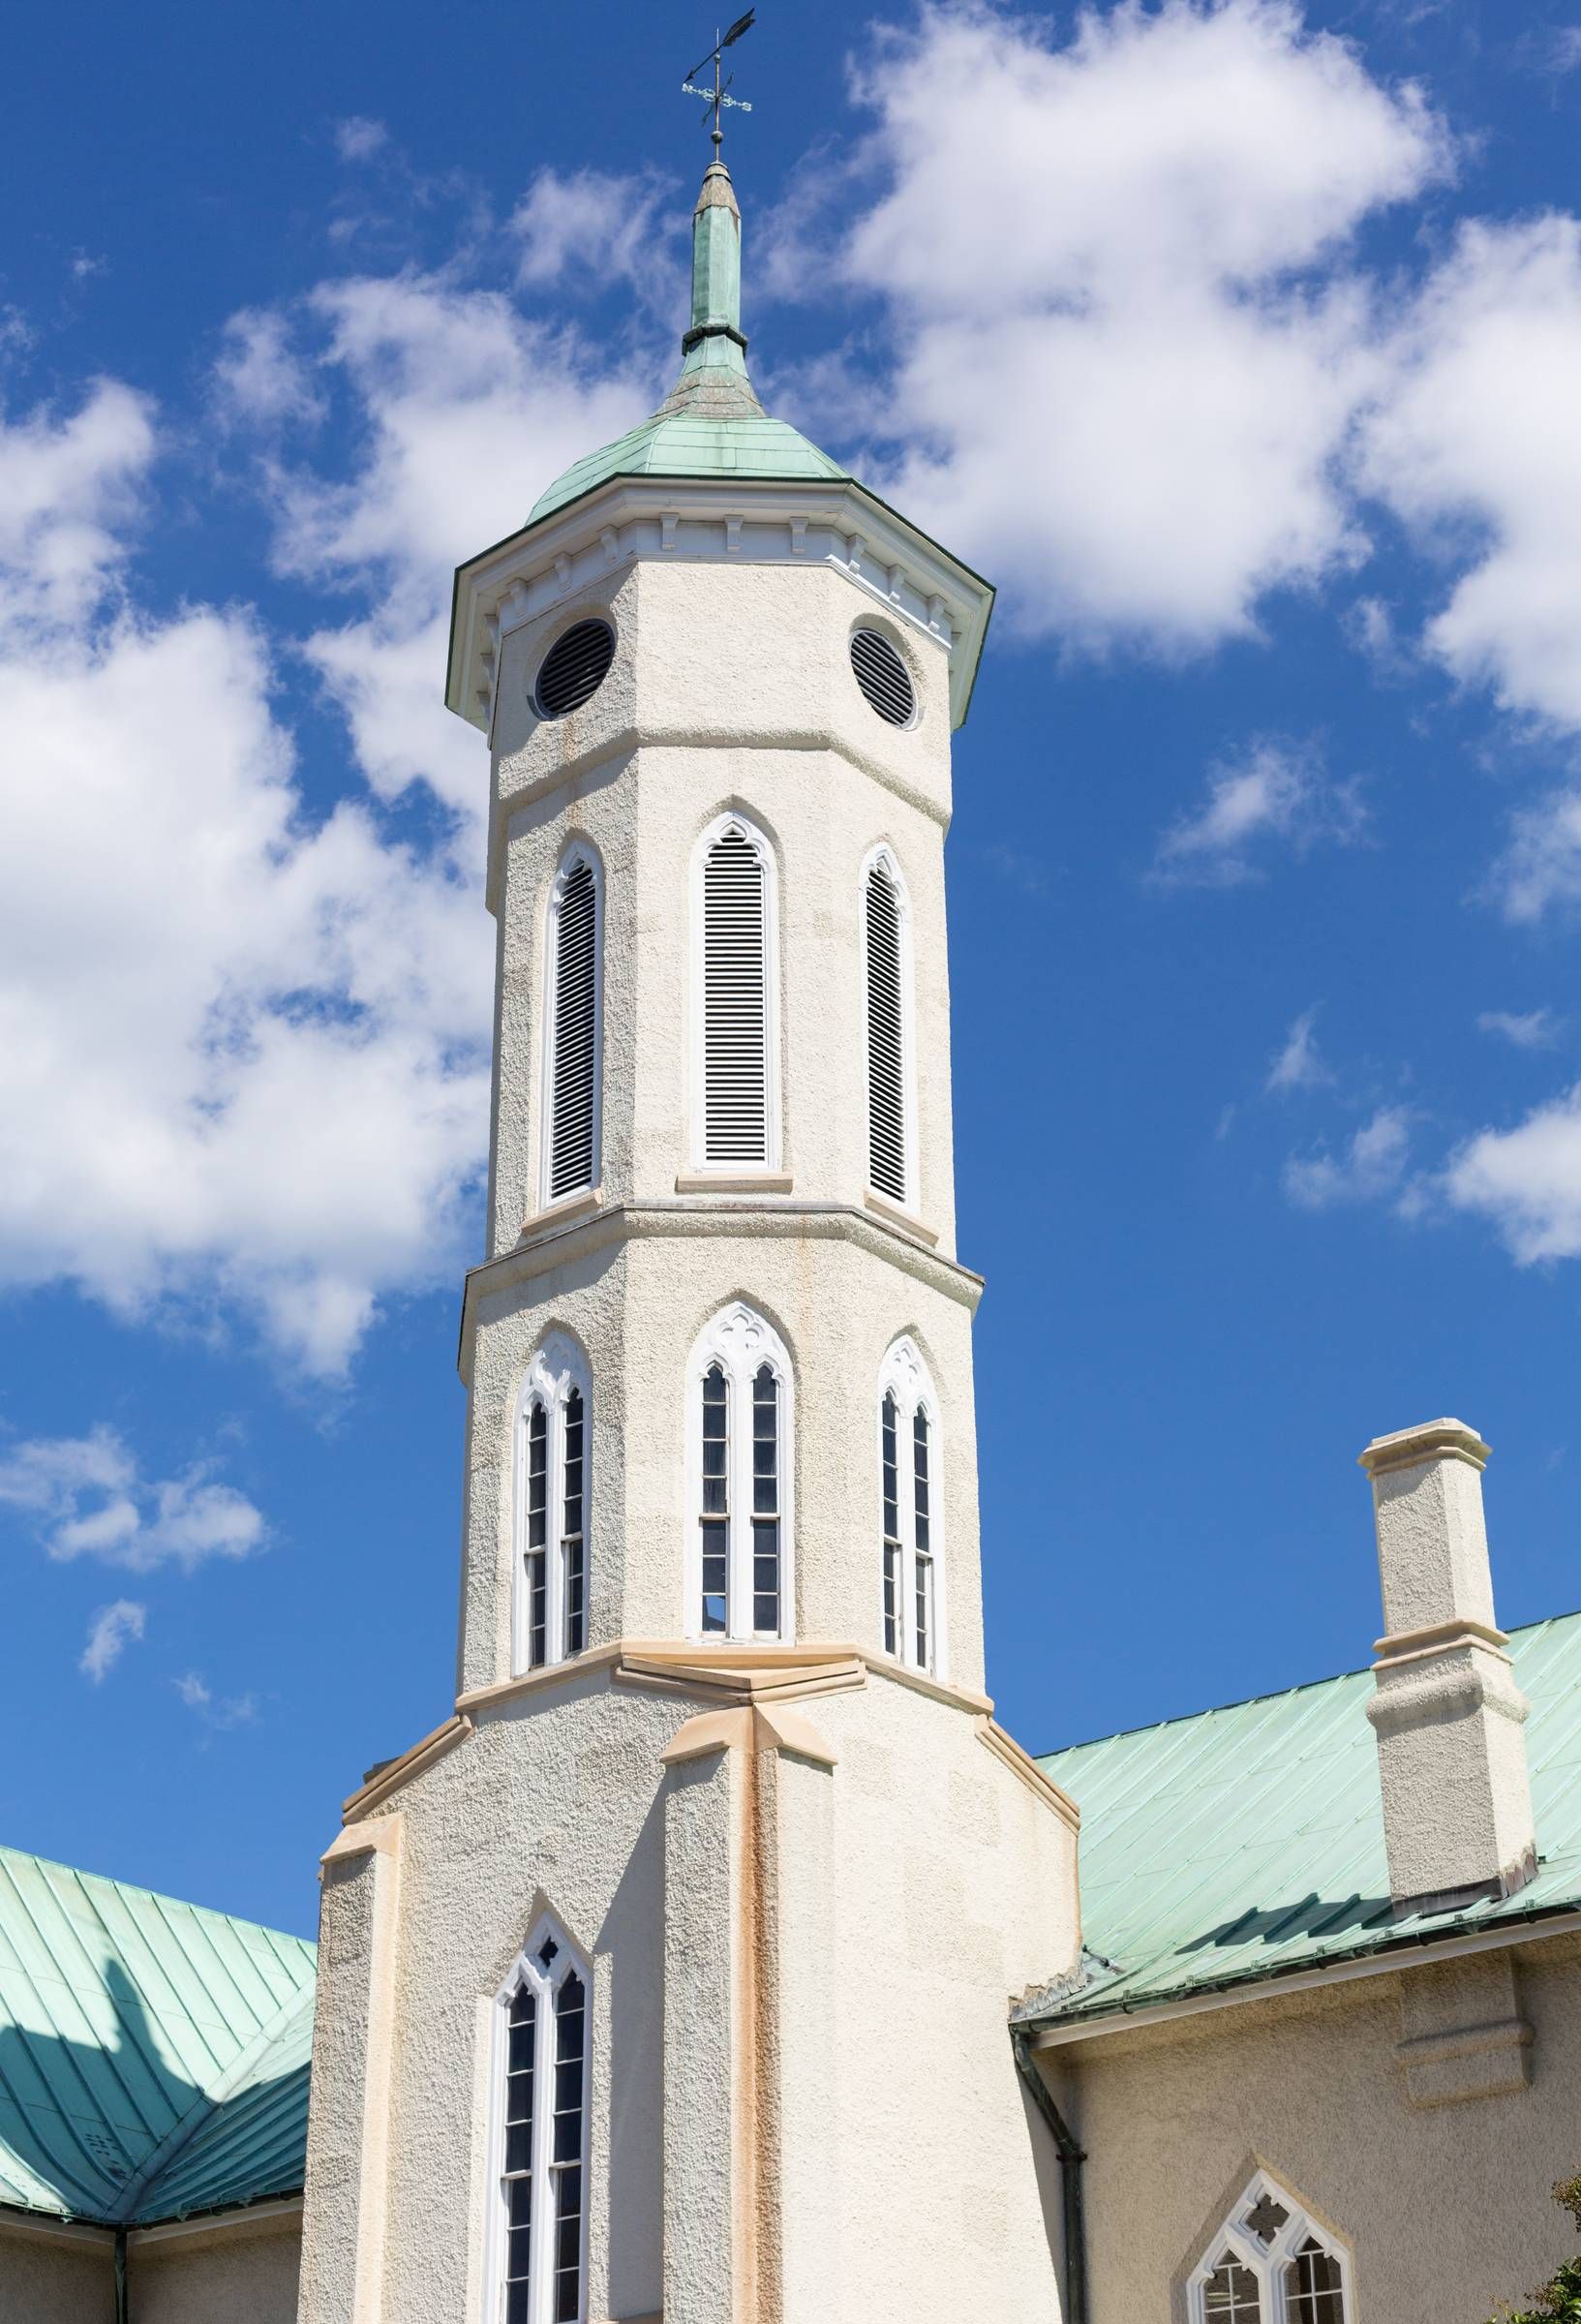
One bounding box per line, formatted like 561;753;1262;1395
866;864;907;1202
535;620;615;719
704;830;768;1162
549;859;597;1198
850;627;916;727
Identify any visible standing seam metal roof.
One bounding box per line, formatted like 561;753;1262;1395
0;1845;315;2225
1024;1610;1581;2029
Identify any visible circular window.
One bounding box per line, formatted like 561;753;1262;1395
850;627;916;728
535;619;616;719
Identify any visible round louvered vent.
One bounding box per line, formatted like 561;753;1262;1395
850;627;916;727
535;619;616;719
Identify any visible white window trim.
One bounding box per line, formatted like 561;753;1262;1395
684;1301;795;1643
876;1335;947;1680
537;841;605;1213
861;842;920;1215
512;1333;592;1677
1187;2170;1353;2324
484;1912;592;2324
688;810;782;1174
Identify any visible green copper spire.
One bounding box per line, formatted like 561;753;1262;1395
528;159;848;522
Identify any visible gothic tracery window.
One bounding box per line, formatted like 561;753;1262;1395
689;1303;792;1641
515;1338;591;1676
878;1338;942;1676
1190;2176;1350;2324
493;1920;588;2324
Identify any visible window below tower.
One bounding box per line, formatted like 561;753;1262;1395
688;1303;793;1643
514;1337;592;1677
878;1338;942;1677
491;1917;589;2324
1189;2175;1350;2324
692;813;779;1171
864;846;915;1210
541;844;602;1209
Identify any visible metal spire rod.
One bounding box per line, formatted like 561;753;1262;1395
682;10;755;153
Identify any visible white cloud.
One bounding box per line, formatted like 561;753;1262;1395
1153;738;1363;885
79;1600;146;1683
1444;1086;1581;1262
174;1671;259;1729
0;1426;266;1572
214;310;321;427
1477;1007;1561;1050
1485;787;1581;925
1266;1005;1333;1091
511;168;673;293
335;116;388;164
837;0;1448;648
1362;216;1581;730
0;378;154;630
1283;1106;1412;1208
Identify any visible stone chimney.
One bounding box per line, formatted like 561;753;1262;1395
1359;1419;1536;1914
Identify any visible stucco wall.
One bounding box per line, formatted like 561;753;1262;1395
1063;1934;1581;2324
136;2217;301;2322
0;2222;113;2323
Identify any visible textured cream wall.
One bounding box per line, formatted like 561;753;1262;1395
1065;1935;1581;2324
137;2220;301;2322
457;1225;984;1695
0;2225;112;2322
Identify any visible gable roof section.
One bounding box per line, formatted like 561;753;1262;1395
0;1845;315;2226
1024;1609;1581;2033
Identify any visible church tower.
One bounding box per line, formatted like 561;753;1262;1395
296;158;1080;2324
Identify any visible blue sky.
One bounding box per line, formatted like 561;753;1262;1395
4;0;1581;1939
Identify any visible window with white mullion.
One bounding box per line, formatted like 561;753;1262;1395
541;849;602;1209
525;1403;549;1670
880;1391;902;1656
912;1405;934;1673
1189;2175;1351;2324
515;1341;593;1678
689;1305;794;1644
491;1924;589;2324
877;1339;944;1678
865;857;910;1206
562;1387;586;1658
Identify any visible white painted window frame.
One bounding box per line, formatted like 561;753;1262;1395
512;1333;593;1678
876;1336;946;1679
861;842;919;1214
484;1912;592;2324
1187;2170;1353;2324
688;810;782;1174
684;1301;795;1643
537;840;605;1213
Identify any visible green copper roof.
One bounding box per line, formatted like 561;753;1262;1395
0;1845;314;2225
530;159;850;522
1024;1609;1581;2030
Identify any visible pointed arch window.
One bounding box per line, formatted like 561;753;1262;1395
692;814;779;1170
878;1338;942;1676
1189;2174;1351;2324
864;847;916;1210
514;1338;591;1676
490;1917;590;2324
687;1303;793;1641
541;845;603;1208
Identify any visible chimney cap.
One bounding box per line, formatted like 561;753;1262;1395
1358;1418;1490;1479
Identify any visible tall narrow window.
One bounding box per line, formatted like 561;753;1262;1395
877;1339;943;1676
1189;2176;1351;2324
491;1922;589;2324
693;815;777;1169
515;1338;593;1677
865;852;912;1206
688;1304;793;1641
542;847;602;1208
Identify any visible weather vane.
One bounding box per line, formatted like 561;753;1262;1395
683;11;755;155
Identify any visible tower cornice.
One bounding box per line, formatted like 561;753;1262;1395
446;473;995;743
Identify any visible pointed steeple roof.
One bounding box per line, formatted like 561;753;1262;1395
529;160;849;522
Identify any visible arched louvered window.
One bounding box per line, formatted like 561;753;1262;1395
864;850;914;1208
542;847;602;1208
1188;2173;1352;2324
491;1918;589;2324
515;1337;592;1676
877;1338;943;1676
689;1303;793;1641
692;815;778;1170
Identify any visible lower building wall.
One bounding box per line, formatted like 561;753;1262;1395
134;2217;302;2322
0;2222;113;2323
1061;1934;1581;2324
